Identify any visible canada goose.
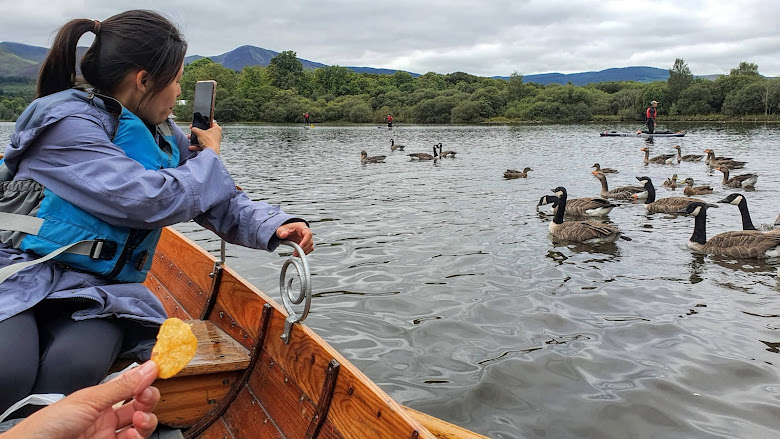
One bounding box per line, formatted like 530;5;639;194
438;143;456;158
704;149;746;169
673;145;703;162
390;139;405;151
361;150;386;164
408;145;438;161
537;195;617;217
718;193;758;231
592;171;648;200
663;174;679;189
504;167;532;179
716;166;758;188
641;147;675;164
679;202;780;258
547;187;622;243
636;176;711;214
592;163;618;174
682;178;713;196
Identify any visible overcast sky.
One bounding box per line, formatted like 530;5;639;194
1;0;779;77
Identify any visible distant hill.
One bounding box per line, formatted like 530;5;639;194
515;66;671;85
1;41;719;85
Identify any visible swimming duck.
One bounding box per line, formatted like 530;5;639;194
704;149;746;169
361;150;386;164
408;145;438;161
636;176;711;214
663;174;679;189
537;194;616;217
679;202;780;258
592;163;618;174
641;147;675;164
673;145;703;162
716;166;758;188
592;171;647;200
504;167;532;179
682;178;713;196
438;143;456;158
547;187;622;244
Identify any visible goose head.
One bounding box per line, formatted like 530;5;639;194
678;202;709;216
718;193;745;206
635;176;653;188
673;145;681;151
552;186;567;198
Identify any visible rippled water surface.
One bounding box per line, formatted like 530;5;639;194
3;121;780;438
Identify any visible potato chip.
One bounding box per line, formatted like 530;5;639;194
150;318;198;379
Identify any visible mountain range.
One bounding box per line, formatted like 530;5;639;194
1;41;708;85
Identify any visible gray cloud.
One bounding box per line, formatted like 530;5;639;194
1;0;778;77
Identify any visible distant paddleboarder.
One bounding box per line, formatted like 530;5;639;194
387;113;393;128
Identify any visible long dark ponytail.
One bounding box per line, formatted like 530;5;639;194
37;10;187;102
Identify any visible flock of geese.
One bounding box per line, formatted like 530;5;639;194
361;138;780;261
538;145;780;260
361;140;456;164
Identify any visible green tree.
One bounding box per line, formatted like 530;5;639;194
730;61;760;77
180;58;238;101
313;65;356;97
268;51;305;91
674;81;715;115
667;58;693;104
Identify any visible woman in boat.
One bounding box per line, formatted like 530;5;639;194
0;10;313;415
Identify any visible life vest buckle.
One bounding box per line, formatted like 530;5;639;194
90;239;117;260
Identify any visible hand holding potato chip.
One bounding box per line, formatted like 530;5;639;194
151;318;198;379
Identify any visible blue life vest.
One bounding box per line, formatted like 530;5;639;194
0;90;180;283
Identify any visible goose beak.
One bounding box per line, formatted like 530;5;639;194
716;198;730;203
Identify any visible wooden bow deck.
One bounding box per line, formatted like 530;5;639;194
136;227;487;439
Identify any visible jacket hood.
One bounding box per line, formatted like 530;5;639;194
3;89;120;176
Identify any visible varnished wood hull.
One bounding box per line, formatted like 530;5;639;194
144;227;487;439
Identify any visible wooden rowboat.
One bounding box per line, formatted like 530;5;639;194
139;227;487;439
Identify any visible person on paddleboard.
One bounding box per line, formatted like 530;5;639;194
646;100;658;134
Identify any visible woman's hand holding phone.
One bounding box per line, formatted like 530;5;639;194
189;121;222;155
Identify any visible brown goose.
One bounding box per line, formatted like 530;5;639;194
592;163;618;174
717;166;758;188
682;178;713;196
679;202;780;258
437;143;456;158
537;195;617;217
504;167;532;179
592;171;648;200
673;145;703;162
390;139;405;151
636;176;711;214
548;187;622;244
408;145;438;161
663;174;679;189
704;149;746;169
641;147;675;164
361;150;386;164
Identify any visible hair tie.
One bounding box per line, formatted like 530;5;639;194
93;20;101;34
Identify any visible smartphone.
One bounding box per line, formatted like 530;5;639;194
191;80;216;146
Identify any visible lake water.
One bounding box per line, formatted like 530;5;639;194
2;121;780;438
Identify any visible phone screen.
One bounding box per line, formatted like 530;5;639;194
191;80;216;145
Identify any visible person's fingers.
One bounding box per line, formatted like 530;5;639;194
72;361;159;411
132;410;159;438
113;386;160;428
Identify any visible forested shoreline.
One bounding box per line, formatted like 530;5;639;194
1;53;779;124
